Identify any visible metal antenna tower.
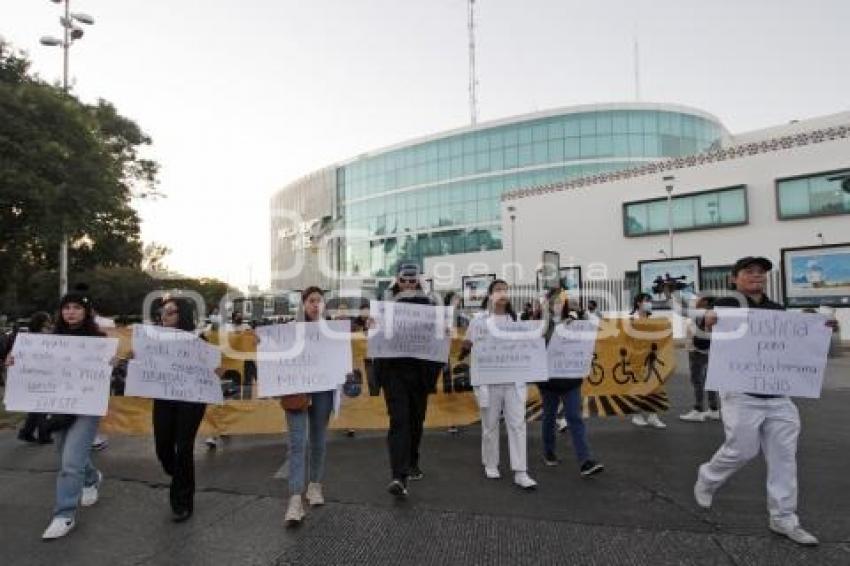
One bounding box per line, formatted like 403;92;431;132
634;36;641;101
468;0;478;125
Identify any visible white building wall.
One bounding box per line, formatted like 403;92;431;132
499;115;850;337
424;250;506;289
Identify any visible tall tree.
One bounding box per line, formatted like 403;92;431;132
0;41;159;314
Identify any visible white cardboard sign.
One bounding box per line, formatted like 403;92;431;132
367;301;451;363
124;325;224;404
705;309;832;398
471;320;547;385
546;320;599;378
256;320;353;397
3;334;118;416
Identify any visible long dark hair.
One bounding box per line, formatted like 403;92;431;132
161;297;198;332
480;278;517;320
55;299;102;336
631;292;652;315
300;286;324;322
29;311;52;333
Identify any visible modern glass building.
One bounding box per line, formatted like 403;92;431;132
271;103;727;289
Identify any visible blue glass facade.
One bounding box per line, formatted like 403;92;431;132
336;106;726;277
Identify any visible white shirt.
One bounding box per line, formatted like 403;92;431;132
466;312;526;407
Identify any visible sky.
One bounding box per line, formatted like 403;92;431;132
2;0;848;291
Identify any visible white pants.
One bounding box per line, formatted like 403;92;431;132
477;384;528;472
697;393;801;528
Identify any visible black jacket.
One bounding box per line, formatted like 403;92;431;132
701;293;784;351
372;293;443;393
538;317;583;393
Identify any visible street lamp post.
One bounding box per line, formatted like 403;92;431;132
663;175;675;258
507;205;517;284
40;0;94;298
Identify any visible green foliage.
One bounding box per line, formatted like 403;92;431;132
0;41;158;315
24;268;235;318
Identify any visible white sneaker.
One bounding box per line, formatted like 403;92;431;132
556;417;569;432
705;410;721;421
694;480;713;509
42;517;75;540
679;409;706;422
769;521;818;546
305;482;324;506
81;471;103;507
484;467;501;479
91;435;109;451
284;495;304;525
513;471;537;490
631;414;648;427
646;413;667;429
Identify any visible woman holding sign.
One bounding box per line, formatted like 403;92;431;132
146;297;223;523
461;279;537;490
281;287;337;525
540;298;605;477
373;265;441;499
8;287;110;540
628;293;667;429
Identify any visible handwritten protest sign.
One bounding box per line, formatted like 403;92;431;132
705;309;832;398
547;320;599;378
131;325;220;368
3;334;118;416
125;325;223;404
256;320;353;397
471;320;547;385
367;301;452;363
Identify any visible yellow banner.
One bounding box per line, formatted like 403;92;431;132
100;319;674;435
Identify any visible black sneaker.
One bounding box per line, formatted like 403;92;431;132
387;479;408;498
408;467;424;481
580;460;605;477
17;431;38;444
543;451;560;466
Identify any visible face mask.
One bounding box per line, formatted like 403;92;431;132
640;302;653;313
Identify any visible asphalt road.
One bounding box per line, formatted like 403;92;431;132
1;351;849;565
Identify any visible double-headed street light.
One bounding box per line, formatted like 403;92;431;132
39;0;95;298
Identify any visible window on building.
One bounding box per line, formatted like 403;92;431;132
623;186;747;236
776;170;850;219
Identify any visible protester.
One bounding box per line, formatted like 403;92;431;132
10;312;54;444
138;297;223;522
694;256;833;546
539;296;604;477
4;285;110;540
372;264;441;498
628;293;666;429
586;300;600;321
680;296;720;422
282;287;337;525
461;279;537;490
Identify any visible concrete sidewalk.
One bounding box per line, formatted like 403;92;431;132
2;352;849;565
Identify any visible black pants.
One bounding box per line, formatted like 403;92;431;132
689;351;719;411
19;413;51;442
152;400;207;513
383;367;429;481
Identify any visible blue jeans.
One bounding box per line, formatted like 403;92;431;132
54;415;101;519
541;384;591;464
285;390;334;495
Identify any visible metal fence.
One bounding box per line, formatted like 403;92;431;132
463;270;783;315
